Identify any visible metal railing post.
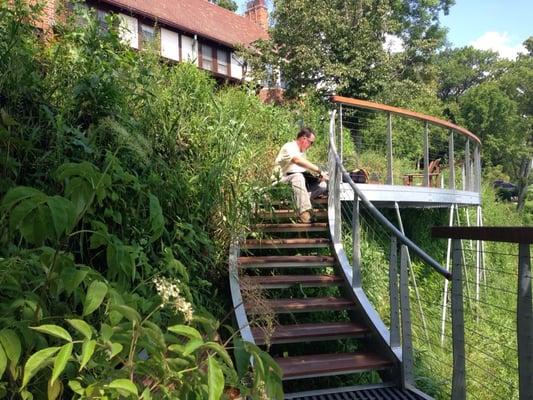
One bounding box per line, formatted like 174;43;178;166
352;196;361;288
517;243;533;400
334;163;341;243
465;141;471;191
474;144;481;194
390;237;400;348
387;112;393;185
449;130;455;190
451;238;466;399
400;245;414;387
423;121;430;187
339;104;344;163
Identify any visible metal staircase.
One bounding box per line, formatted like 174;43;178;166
229;96;533;399
229;198;430;399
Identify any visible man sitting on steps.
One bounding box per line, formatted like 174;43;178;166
274;127;329;223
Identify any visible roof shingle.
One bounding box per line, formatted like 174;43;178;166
101;0;268;47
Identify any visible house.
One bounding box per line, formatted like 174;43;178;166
37;0;270;83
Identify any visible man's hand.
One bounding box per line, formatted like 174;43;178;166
319;171;329;182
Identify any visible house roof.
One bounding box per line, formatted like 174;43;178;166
100;0;269;48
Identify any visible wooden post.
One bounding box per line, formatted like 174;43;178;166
451;239;466;399
517;243;533;400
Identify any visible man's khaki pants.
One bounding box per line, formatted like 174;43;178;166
281;173;327;214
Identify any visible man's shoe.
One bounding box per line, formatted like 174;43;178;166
299;211;312;224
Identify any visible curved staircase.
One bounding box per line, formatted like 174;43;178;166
230;198;430;399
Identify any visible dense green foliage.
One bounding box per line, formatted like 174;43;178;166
247;0;453;97
0;3;330;398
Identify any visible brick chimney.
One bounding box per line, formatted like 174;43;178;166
27;0;58;32
244;0;268;31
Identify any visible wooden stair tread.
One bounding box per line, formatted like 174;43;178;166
261;198;327;207
252;322;370;345
257;209;327;218
243;238;330;249
247;296;354;314
242;274;342;288
274;351;393;379
238;255;335;268
252;222;328;232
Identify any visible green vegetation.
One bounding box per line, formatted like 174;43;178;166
0;1;530;399
0;3;328;398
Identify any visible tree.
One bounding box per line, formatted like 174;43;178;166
246;0;453;98
459;81;532;211
211;0;238;12
496;46;533;211
435;46;501;102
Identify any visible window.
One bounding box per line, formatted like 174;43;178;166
201;44;213;71
217;48;229;75
140;24;156;48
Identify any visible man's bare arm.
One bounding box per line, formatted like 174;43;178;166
291;156;321;174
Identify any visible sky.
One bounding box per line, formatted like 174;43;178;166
439;0;532;59
235;0;532;59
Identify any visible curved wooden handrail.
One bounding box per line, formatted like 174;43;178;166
331;95;481;145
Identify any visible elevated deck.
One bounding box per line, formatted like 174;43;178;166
340;183;481;208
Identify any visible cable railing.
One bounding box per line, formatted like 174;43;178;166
432;227;533;400
332;96;482;193
328;98;533;399
328;107;459;398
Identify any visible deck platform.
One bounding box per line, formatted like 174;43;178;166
340;183;481;208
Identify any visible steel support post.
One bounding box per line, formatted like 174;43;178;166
517;243;533;400
451;239;466;400
394;203;429;344
352;196;361;288
389;236;400;348
400;245;414;387
423;121;430;187
449;130;456;190
387;112;393;185
441;204;455;345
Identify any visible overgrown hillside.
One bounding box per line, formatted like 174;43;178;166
0;3;328;398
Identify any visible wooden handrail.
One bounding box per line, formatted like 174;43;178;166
331;96;481;145
432;227;533;244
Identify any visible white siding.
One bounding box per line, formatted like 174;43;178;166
161;28;180;61
181;35;197;65
118;14;138;49
230;53;243;80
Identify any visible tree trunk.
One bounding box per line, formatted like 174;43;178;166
517;156;532;212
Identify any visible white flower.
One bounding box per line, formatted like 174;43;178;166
153;277;194;322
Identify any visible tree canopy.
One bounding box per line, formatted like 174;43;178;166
248;0;454;98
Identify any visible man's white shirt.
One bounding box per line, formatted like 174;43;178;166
275;141;307;175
